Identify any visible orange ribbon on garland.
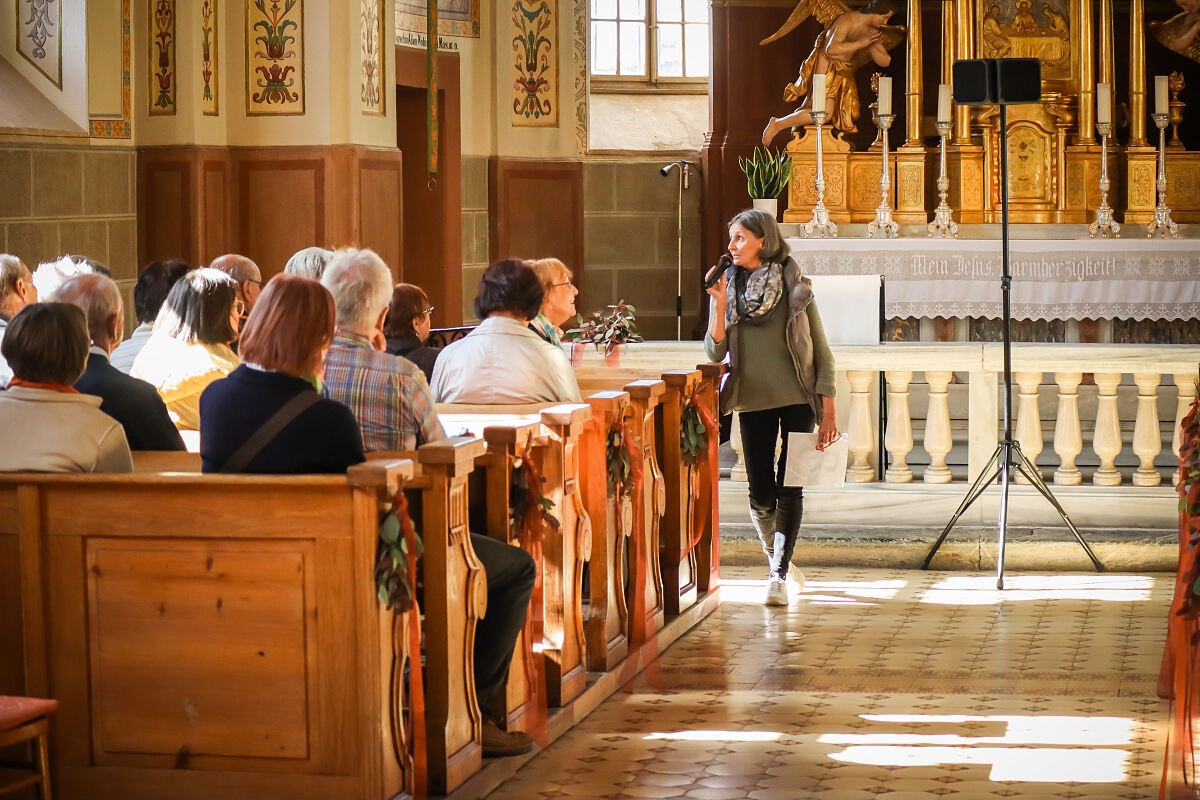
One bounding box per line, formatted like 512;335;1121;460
684;392;720;563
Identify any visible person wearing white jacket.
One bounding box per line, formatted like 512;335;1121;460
0;303;132;473
431;259;581;405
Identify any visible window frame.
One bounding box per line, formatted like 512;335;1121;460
589;0;709;94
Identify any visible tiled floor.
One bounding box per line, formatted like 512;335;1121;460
487;566;1172;800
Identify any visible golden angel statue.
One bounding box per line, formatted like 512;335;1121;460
1151;0;1200;61
760;0;905;146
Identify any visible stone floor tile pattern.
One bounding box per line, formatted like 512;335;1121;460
486;567;1172;800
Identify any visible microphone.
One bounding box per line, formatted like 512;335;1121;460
704;254;733;290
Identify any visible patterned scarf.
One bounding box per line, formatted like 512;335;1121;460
725;261;785;327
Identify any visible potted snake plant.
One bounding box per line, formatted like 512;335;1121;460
738;146;792;218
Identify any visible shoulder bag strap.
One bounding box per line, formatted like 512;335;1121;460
219;390;321;473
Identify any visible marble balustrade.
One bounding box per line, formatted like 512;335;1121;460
575;342;1200;489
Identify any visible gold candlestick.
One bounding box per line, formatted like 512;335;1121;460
928;120;958;238
867;113;899;239
804;110;838;239
1089;122;1120;238
1147;112;1178;238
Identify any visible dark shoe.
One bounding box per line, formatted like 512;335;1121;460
481;719;534;757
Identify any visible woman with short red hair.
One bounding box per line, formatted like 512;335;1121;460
199;273;365;473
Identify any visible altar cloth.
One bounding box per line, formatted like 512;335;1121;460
785;237;1200;321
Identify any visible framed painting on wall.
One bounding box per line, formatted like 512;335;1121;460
18;0;63;88
361;0;385;115
247;0;305;116
512;0;558;127
397;0;480;41
149;0;176;115
202;0;218;115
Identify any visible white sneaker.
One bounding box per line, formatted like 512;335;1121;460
764;576;789;606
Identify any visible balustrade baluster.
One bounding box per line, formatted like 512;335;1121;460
1014;372;1044;484
847;370;876;482
923;370;953;483
1132;373;1163;487
1053;372;1083;485
884;370;914;483
1092;372;1123;486
1173;372;1199;463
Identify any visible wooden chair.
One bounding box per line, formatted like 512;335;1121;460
0;695;58;800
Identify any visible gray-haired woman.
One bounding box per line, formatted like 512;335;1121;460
704;208;839;606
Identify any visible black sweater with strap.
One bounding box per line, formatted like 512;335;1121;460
199;365;366;474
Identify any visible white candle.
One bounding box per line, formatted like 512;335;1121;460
1096;83;1111;125
1155;75;1169;116
810;73;826;115
937;84;951;124
877;76;892;116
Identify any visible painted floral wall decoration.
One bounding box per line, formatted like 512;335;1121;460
150;0;176;114
512;0;557;127
202;0;218;115
360;0;384;116
247;0;305;115
18;0;61;87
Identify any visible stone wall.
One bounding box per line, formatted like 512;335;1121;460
1;143;139;330
581;156;702;341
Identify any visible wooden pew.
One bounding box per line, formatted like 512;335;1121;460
579;391;632;672
478;421;548;736
0;459;425;800
408;437;489;795
624;380;668;645
438;404;594;709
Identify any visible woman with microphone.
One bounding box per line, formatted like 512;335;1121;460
704;208;839;606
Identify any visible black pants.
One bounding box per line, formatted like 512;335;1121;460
470;533;536;718
739;403;814;578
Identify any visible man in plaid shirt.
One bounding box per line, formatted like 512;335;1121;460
320;249;445;452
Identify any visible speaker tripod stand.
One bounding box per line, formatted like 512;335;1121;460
920;437;1105;588
918;67;1104;589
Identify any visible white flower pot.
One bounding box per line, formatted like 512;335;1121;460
752;198;779;218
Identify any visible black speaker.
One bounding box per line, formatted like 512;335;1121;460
953;59;995;105
952;58;1041;106
996;58;1041;103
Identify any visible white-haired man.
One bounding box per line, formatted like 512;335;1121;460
321;248;535;758
53;274;185;451
0;254;37;387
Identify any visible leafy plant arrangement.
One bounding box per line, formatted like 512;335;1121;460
738;146;792;200
562;300;644;357
606;423;633;494
376;500;422;611
680;403;708;466
510;455;560;538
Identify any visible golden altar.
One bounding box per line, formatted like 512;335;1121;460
781;0;1200;226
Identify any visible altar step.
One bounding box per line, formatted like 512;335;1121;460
717;479;1178;573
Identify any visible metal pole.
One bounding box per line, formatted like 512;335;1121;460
676;164;684;340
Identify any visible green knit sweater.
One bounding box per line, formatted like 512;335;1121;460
704;299;836;413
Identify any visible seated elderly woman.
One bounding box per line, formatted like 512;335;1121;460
0;303;133;472
131;267;241;435
199;274;365;473
527;257;579;346
383;282;440;381
430;258;581;403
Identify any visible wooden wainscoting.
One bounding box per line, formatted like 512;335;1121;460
137;145;403;277
488;158;584;298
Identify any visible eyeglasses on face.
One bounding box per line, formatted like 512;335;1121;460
424;306;436;316
550;281;574;289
